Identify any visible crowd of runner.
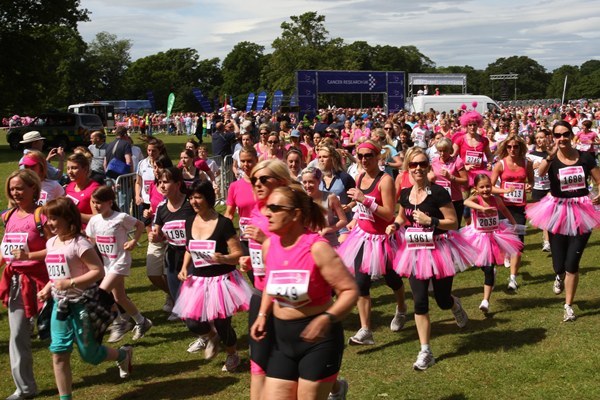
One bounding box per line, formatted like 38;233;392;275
2;101;600;400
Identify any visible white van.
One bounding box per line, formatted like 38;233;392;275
408;95;500;115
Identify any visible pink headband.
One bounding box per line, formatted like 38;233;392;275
357;142;379;153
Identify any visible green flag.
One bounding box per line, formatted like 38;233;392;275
166;92;175;119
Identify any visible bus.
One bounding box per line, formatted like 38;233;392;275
67;102;115;129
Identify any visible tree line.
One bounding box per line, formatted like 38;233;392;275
2;7;599;116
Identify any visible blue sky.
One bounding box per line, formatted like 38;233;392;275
79;0;600;71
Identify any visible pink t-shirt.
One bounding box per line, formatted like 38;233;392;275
65;180;101;217
45;235;95;298
148;182;165;214
249;203;272;291
226;179;255;219
2;210;47;268
431;156;465;201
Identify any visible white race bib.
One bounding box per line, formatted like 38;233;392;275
66;194;80;206
1;233;29;261
239;217;251;240
436;179;452;195
96;235;118;260
38;190;48;206
465;150;483;166
143;179;153;194
473;209;499;232
356;195;376;222
46;253;71;280
266;269;311;308
576;143;592;152
162;220;187;246
405;227;434;250
249;240;264;276
502;182;525;204
188;240;216;268
558;166;586;192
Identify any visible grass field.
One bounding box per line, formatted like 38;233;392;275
0;130;599;400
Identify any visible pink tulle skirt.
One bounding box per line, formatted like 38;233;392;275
459;221;524;266
172;270;252;321
337;225;398;277
392;230;476;280
526;194;600;235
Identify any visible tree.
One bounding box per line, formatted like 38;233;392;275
485;56;550;99
85;32;132;100
222;42;265;107
546;65;579;99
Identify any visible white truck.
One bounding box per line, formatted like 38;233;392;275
407;95;500;115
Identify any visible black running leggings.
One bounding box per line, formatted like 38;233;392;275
354;244;403;297
409;275;455;315
548;232;591;274
482;265;495;286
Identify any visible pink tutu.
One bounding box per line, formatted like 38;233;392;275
459;221;523;266
392;230;476;280
337;225;398;277
526;194;600;235
172;270;252;321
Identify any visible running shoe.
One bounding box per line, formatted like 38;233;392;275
204;334;220;360
542;241;551;252
107;320;134;343
413;350;435;371
390;306;407;332
187;337;207;353
553;275;564;295
348;328;374;345
479;299;490;314
132;318;153;340
221;352;241;372
507;276;518;291
117;346;133;378
504;256;511;268
163;295;174;313
5;390;38;400
327;378;349;400
563;304;576;322
452;297;468;328
167;312;179;322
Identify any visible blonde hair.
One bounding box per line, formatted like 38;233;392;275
403;147;429;171
251;159;294;186
5;169;41;208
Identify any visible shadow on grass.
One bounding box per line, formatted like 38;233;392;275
112;376;238;399
437;327;547;362
496;296;563;312
440;395;468;400
576;298;600;319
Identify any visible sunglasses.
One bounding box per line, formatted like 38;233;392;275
408;161;429;169
506;145;519;149
357;153;375;160
553;132;571;139
267;140;279;145
384;127;392;130
265;204;295;213
251;175;274;186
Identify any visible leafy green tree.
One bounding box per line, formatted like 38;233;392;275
435;65;486;95
85;32;132;100
485;56;550;99
546;65;579;99
222;42;265;107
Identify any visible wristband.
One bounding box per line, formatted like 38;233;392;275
257;312;268;318
362;196;374;208
430;217;440;228
323;312;336;323
393;222;401;230
368;200;378;212
70;279;76;288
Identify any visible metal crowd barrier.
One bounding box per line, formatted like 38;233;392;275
218;155;235;204
114;173;140;219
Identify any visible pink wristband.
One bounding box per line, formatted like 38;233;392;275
362;196;374;208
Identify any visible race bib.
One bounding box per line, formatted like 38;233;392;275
576;143;592;152
143;180;153;194
343;137;350;146
265;269;311;308
436;178;452;195
249;240;264;276
473;209;499;232
465;150;483;166
96;235;118;260
356;195;376;222
502;182;525;204
162;220;186;246
239;217;251;240
188;240;216;268
405;227;434;250
558;166;586;192
66;194;79;206
38;190;48;206
45;253;71;280
1;233;29;261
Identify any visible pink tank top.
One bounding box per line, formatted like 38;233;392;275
265;232;331;308
499;159;527;207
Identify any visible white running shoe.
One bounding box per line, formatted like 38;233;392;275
187;337;207;353
327;378;348;400
221;352;241;372
479;300;490;314
348;327;375;345
167;313;179;322
390;306;407;332
508;277;518;291
413;350;435;371
452;297;468;328
504;256;511;268
542;241;551;252
563;304;576;322
204;334;220;360
132;318;153;341
117;346;133;378
108;320;134;343
553;275;564;295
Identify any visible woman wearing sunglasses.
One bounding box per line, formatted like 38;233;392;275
258;133;285;162
527;121;600;322
491;136;534;291
242;159;294;400
338;141;408;346
388;148;474;371
250;184;358;400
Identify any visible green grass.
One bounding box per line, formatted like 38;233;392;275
1;129;600;399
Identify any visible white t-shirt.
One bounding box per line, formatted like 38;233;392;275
39;179;65;206
137;157;155;204
85;211;138;275
132;146;143;173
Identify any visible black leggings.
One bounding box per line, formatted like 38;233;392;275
453;200;464;228
548;232;591;274
248;292;273;374
409;275;454;315
505;205;526;243
267;315;344;382
482;266;495;286
354;245;403;297
185;317;237;347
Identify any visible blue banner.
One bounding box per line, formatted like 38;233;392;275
191;88;213;113
256;91;267;112
317;71;387;93
246;93;256;112
289;91;298;108
146;91;156;112
271;90;284;113
297;71;317;119
387;72;405;114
